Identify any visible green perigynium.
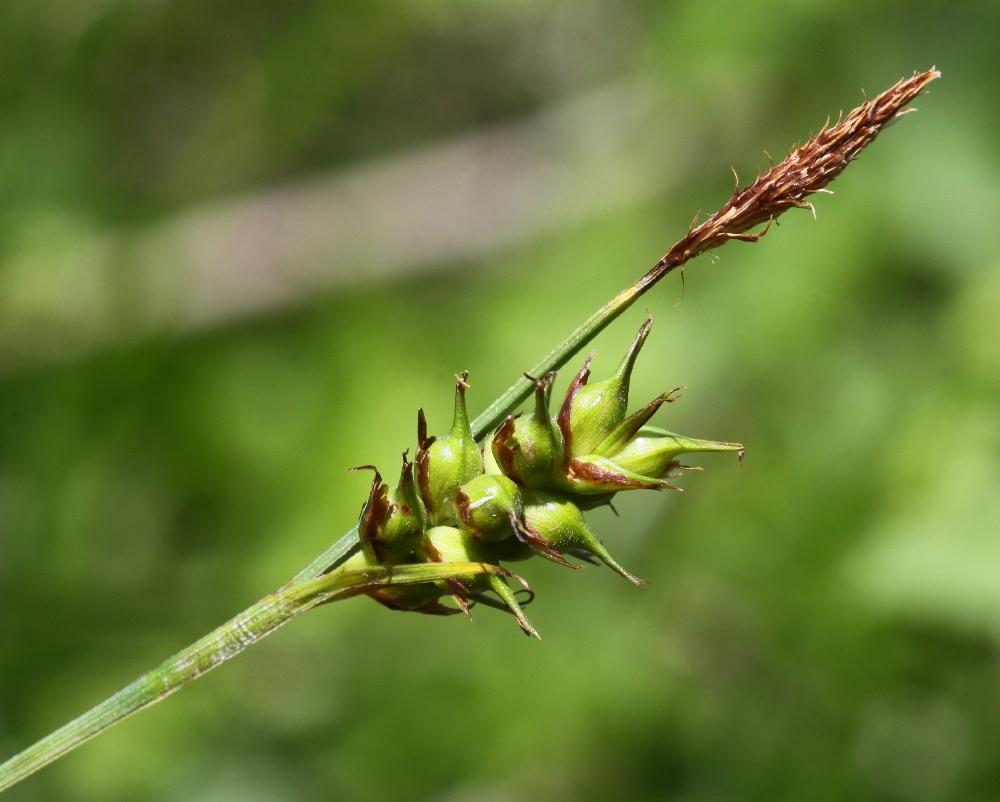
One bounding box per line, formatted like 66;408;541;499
455;474;524;543
334;316;742;637
416;371;483;525
562;316;652;457
355;454;425;564
490;370;563;488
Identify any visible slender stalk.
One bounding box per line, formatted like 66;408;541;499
0;562;506;793
0;69;937;795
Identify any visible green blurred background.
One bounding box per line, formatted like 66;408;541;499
0;1;997;800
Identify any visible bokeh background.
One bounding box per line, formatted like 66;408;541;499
0;1;997;800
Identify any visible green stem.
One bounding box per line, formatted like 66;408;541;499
0;562;506;793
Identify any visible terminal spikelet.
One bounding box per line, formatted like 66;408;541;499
648;69;940;276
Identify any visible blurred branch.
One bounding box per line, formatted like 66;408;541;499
0;80;693;373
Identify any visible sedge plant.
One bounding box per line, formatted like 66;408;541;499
0;68;940;794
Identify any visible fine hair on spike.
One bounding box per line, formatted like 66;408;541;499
643;70;940;283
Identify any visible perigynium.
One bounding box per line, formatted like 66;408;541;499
0;68;939;794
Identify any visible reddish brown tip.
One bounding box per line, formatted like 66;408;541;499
650;69;940;276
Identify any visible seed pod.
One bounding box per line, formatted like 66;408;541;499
455;474;523;542
416;372;484;525
355;453;425;564
456;472;576;567
558;317;652;458
334;549;460;616
610;425;744;478
491;372;564;488
522;491;647;586
551;424;742;495
424;526;538;638
553;454;679;495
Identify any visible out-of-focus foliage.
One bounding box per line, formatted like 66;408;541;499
1;1;999;800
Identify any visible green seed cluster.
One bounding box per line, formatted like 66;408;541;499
335;318;743;637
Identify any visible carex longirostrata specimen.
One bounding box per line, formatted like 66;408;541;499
0;70;939;794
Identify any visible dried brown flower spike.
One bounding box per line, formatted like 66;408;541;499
649;69;941;280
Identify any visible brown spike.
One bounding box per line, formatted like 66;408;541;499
452;592;472;619
415;409;436;513
556;351;593;456
491;414;519;480
355;468;391;563
416;408;432;451
398;449;416;490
